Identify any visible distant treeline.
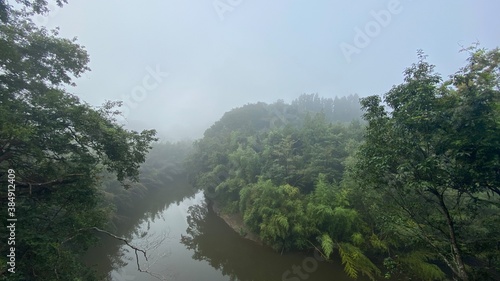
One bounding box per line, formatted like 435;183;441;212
204;93;363;138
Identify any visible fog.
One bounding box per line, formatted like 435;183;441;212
38;0;500;140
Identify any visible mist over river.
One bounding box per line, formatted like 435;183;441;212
83;177;370;281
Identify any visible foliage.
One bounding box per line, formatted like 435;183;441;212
338;242;381;281
0;2;157;279
240;179;306;251
186;95;369;278
305;175;381;280
187;46;500;281
397;251;446;280
291;93;364;122
355;46;500;280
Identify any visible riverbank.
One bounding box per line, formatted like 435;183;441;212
209;200;262;245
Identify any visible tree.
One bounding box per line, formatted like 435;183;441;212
306;174;381;281
239;179;306;251
262;131;303;187
356;47;500;281
0;2;157;279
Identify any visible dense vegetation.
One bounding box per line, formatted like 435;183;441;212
0;2;168;280
187;48;500;280
0;1;498;281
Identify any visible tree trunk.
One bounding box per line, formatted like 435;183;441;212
437;192;469;281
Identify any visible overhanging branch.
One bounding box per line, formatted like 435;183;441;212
61;227;167;280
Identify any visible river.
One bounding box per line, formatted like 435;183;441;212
83;177;371;281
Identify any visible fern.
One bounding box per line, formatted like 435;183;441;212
320;233;334;258
369;233;388;252
339;243;359;279
351;233;364;247
398;251;446;280
338;243;381;281
273;214;289;233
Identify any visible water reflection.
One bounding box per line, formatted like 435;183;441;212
85;177;369;281
181;200;367;281
83;176;198;280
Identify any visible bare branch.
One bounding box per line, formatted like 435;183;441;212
61;227;168;281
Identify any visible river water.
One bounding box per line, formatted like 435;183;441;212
83;177;371;281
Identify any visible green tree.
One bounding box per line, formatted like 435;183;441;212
306;174;381;281
239;179;306;251
0;2;157;279
298;113;349;191
356;47;500;281
262;131;303;187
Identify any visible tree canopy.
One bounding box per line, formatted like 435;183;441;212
355;46;500;281
0;1;157;279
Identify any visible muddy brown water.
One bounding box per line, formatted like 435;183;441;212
83;177;371;281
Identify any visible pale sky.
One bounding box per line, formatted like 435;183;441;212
37;0;500;140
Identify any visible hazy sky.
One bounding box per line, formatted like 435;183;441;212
37;0;500;140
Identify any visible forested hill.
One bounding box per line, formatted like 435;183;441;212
186;93;372;272
186;49;500;281
188;93;365;195
202;93;363;138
